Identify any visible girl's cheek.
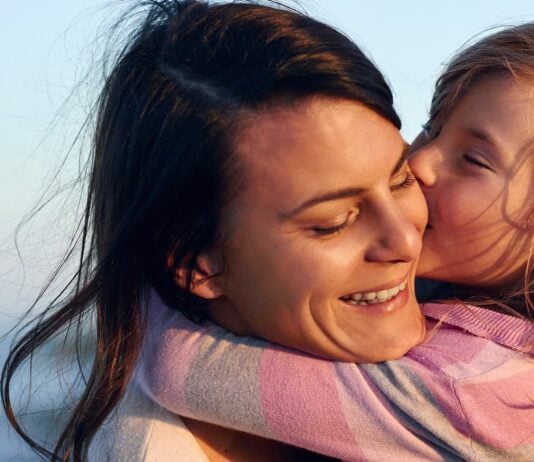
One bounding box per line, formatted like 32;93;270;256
436;195;471;230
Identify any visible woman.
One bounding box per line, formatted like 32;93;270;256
1;1;428;460
136;22;534;461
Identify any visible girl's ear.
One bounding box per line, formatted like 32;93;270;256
171;252;225;300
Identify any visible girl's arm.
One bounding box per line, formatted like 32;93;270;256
135;294;530;461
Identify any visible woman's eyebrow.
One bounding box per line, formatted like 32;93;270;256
278;186;365;220
390;143;410;176
279;144;410;220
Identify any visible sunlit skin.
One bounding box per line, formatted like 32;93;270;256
410;77;534;289
192;97;428;363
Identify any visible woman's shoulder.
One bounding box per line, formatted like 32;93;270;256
89;383;209;462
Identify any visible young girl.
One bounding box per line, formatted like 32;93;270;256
1;1;429;460
136;23;534;461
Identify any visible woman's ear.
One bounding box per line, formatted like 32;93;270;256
171;252;225;300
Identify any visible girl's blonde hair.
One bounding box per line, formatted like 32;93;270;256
427;23;534;320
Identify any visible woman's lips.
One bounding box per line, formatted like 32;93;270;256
340;279;407;305
340;285;410;314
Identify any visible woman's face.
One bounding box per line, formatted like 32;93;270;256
206;98;427;362
410;77;534;289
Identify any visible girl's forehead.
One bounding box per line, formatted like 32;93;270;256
445;78;534;153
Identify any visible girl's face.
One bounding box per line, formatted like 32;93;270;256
410;77;534;289
205;98;427;362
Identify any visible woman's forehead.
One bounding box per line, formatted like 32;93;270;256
231;99;405;211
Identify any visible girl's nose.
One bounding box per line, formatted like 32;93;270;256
409;143;441;189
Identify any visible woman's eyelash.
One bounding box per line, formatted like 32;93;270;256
312;210;358;236
312;222;350;236
314;173;415;236
311;172;415;237
391;172;415;191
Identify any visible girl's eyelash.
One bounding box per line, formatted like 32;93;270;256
462;154;490;169
391;172;415;191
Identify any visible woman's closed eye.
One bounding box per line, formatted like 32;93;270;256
390;171;416;192
311;209;358;236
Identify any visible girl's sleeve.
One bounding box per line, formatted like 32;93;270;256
135;295;471;461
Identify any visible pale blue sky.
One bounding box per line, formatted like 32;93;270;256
2;0;534;318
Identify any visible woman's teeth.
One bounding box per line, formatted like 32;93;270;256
341;281;407;305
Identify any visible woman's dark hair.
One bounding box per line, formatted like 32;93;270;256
1;1;400;460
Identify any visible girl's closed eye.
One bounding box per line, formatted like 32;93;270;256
311;209;358;236
461;152;494;171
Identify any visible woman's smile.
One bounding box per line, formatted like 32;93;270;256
340;277;408;307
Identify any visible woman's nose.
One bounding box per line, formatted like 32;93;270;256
365;202;423;264
408;144;440;189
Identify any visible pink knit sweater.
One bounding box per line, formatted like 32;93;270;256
136;292;534;461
